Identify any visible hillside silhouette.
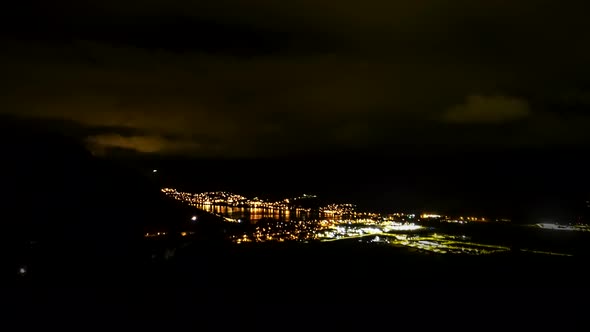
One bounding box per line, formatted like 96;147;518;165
0;119;187;284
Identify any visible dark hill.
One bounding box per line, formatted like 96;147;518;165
0;124;175;283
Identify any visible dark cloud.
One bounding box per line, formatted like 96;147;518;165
2;1;590;157
443;95;531;124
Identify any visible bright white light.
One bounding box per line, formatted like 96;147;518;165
18;266;27;276
152;169;158;173
191;216;197;221
384;224;422;231
537;223;578;231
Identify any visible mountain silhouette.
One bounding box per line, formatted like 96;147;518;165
0;120;170;283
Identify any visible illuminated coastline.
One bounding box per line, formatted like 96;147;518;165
159;188;579;256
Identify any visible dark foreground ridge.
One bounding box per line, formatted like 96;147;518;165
6;242;590;331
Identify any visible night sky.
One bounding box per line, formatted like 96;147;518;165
2;1;590;217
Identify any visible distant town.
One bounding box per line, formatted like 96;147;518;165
161;188;503;223
158;188;589;257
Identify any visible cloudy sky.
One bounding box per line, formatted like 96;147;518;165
2;1;590;158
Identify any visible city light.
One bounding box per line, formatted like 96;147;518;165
163;188;366;218
159;187;569;256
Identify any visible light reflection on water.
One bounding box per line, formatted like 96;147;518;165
195;204;336;223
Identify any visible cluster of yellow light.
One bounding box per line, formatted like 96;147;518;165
320;203;356;215
145;232;167;238
464;216;487;222
229;213;429;244
317;220;422;240
145;231;195;238
419;213;488;223
165;188;500;226
162;188;304;210
319;232;505;255
231;220;326;243
390;234;510;255
420;214;442;219
385;213;416;219
388;213;408;217
164;188;392;224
